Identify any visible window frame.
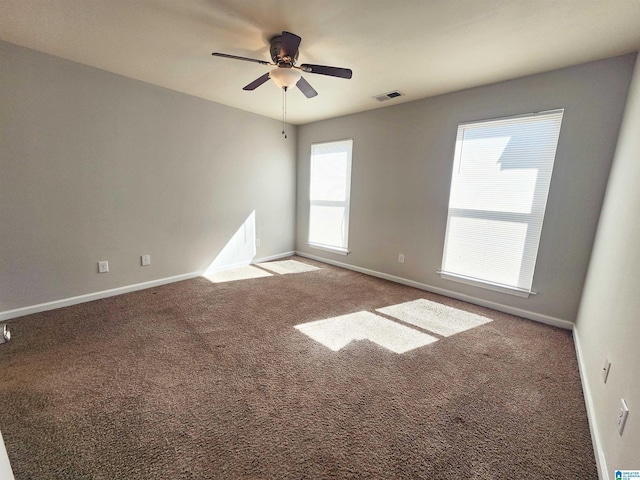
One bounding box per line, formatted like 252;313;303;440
307;138;354;255
439;110;564;297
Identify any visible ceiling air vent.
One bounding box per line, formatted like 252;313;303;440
373;90;404;102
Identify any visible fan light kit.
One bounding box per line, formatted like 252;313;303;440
212;31;353;138
269;68;301;89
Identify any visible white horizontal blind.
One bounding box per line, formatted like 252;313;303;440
309;139;353;253
441;110;563;292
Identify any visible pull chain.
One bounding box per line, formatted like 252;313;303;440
282;86;288;139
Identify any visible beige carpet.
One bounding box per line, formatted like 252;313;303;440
0;256;596;479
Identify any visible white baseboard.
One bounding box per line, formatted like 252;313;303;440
0;431;15;480
0;272;203;322
0;251;297;322
204;260;252;274
295;251;573;330
203;251;296;275
253;251;296;263
573;326;608;480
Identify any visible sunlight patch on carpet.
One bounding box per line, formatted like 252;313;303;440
257;260;320;275
203;265;273;283
295;311;437;354
377;299;492;337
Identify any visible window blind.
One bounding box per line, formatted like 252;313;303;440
308;139;353;253
441;110;564;293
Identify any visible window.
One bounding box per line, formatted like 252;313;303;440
308;139;353;255
440;110;564;297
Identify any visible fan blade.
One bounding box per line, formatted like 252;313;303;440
300;64;352;79
212;52;272;66
280;31;301;60
297;76;318;98
243;73;271;91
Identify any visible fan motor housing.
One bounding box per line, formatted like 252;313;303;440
270;35;298;65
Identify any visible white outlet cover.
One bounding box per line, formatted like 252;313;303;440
616;399;629;435
141;255;151;266
398;254;405;263
98;261;109;273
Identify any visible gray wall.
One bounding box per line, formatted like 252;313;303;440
296;54;636;325
0;41;296;313
575;55;640;474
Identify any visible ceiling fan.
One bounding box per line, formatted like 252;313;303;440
212;31;353;98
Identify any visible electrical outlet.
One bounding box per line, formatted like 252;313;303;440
602;356;611;383
141;254;151;266
616;399;629;435
398;253;405;264
98;261;109;273
256;238;261;247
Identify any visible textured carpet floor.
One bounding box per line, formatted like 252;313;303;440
0;256;596;479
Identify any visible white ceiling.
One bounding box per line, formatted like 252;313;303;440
1;0;640;125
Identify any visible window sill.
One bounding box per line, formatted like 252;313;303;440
437;271;536;298
308;243;349;256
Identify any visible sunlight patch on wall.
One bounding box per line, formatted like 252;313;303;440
203;211;256;278
377;299;492;337
295;311;438;354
